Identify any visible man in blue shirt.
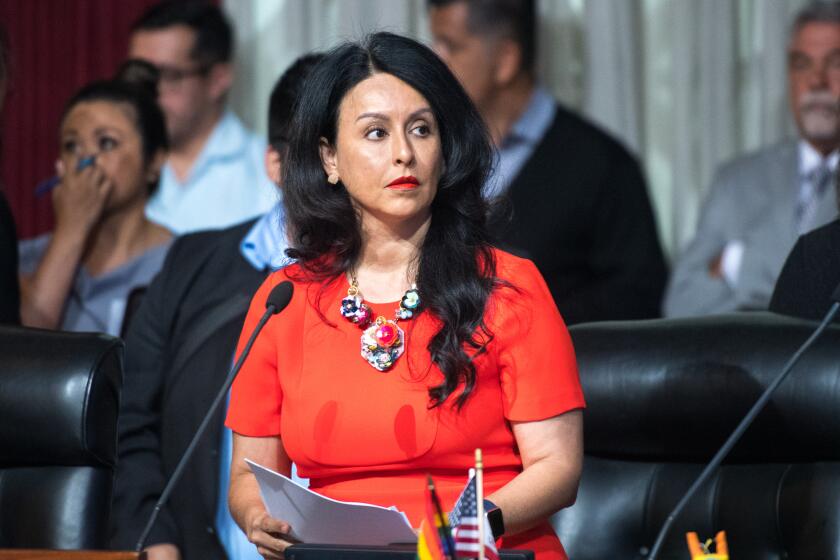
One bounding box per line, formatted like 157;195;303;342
129;1;276;234
111;54;322;560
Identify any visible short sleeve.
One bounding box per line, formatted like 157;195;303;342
492;256;585;421
225;272;284;436
18;234;50;276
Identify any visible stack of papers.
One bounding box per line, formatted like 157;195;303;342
246;459;418;546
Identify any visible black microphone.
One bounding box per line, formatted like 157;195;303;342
135;281;294;552
647;285;840;559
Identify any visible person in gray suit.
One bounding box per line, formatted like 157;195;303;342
664;1;840;317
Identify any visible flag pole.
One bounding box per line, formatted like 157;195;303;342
427;474;456;559
475;448;485;560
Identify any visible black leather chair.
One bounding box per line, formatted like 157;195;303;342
0;326;123;549
553;312;840;559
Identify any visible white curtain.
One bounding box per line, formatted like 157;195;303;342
226;0;429;139
224;0;809;256
583;0;807;254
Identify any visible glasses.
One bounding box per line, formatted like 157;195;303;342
154;63;210;91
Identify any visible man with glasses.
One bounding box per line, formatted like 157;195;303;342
128;0;276;234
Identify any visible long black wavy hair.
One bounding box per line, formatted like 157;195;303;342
283;32;499;408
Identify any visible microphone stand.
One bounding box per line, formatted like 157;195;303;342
647;303;840;559
135;301;280;552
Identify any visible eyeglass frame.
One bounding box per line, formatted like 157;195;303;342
153;62;212;91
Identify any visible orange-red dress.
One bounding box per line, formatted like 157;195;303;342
226;249;585;559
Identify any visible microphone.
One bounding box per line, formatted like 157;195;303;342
647;284;840;559
135;281;294;552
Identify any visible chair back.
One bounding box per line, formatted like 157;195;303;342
0;326;122;549
553;312;840;559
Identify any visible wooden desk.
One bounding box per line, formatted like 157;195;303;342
0;551;145;560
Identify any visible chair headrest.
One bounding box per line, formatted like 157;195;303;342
0;326;123;467
570;312;840;463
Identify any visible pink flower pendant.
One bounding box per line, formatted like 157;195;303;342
360;318;405;371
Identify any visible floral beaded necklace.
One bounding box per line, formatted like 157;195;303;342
339;275;421;372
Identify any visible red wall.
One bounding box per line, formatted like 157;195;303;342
0;0;162;239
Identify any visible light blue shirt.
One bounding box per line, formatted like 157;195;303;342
18;234;171;336
239;205;292;272
215;206;304;559
146;111;279;234
483;85;557;199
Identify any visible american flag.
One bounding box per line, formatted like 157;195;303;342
448;475;499;560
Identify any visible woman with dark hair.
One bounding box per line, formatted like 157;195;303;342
226;32;584;560
18;60;172;336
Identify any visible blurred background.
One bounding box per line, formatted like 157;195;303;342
0;0;811;255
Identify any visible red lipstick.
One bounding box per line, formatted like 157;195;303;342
386;176;420;190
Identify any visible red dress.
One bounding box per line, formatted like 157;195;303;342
226;249;585;559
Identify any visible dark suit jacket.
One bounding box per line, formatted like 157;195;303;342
491;104;667;325
111;219;267;559
0;191;19;324
770;218;840;321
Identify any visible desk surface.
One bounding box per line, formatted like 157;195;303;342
0;551;145;560
286;543;534;559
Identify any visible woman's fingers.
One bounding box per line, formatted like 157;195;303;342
251;530;295;560
88;164;109;193
255;544;285;560
51;162;112;234
261;514;292;535
253;534;292;559
246;512;297;560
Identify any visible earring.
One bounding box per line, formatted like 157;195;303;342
327;173;340;185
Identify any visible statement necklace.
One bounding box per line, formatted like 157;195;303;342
339;276;421;372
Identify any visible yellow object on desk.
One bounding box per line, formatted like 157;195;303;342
686;531;729;559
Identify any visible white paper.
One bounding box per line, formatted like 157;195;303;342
245;459;418;546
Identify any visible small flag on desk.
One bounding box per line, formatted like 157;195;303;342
417;476;454;560
449;475;499;560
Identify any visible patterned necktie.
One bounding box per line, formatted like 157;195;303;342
797;162;833;234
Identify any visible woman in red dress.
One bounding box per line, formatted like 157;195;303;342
226;32;584;560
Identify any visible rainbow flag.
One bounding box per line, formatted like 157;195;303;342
417;476;454;560
417;519;444;560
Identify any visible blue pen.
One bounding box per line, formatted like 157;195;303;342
34;155;97;197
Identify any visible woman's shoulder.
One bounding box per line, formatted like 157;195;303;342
260;263;302;295
490;247;542;285
265;262;314;286
260;262;339;304
487;247;558;319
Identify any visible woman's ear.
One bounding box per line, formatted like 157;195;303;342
265;146;282;185
319;137;339;184
145;148;167;185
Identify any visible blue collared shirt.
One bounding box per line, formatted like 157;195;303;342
483;85;557;199
215;207;302;559
239;204;292;272
146;111;279;235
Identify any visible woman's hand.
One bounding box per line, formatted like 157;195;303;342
243;508;298;560
229;434;296;559
52;159;113;239
18;159;114;329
